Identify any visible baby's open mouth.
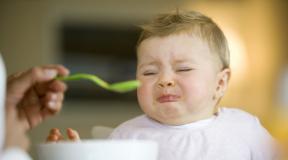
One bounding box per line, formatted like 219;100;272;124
157;94;180;103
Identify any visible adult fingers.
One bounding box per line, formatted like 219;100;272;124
18;89;43;129
42;65;69;77
7;65;69;107
34;77;68;97
41;92;64;119
49;80;67;93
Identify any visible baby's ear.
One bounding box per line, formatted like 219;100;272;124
216;68;231;96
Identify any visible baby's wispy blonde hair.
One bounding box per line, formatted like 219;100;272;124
137;10;230;69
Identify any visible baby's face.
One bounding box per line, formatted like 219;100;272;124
136;33;226;125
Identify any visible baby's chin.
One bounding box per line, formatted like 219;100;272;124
147;113;192;126
148;110;216;126
158;118;192;126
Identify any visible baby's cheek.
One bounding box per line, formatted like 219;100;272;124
138;84;150;99
137;84;154;108
182;81;208;99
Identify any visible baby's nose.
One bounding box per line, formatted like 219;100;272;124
158;80;175;88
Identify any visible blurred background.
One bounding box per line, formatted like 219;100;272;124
0;0;287;159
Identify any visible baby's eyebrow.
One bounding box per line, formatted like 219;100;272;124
174;59;188;63
173;59;195;64
138;62;158;69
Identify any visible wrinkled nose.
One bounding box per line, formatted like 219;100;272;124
158;80;175;88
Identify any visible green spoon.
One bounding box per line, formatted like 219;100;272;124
56;73;140;93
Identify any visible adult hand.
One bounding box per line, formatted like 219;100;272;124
5;65;69;150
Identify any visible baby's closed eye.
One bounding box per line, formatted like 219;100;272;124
143;71;158;76
176;68;194;72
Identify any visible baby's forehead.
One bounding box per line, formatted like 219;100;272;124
138;32;211;51
136;34;223;69
138;34;213;55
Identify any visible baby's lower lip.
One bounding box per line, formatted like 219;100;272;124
157;95;180;103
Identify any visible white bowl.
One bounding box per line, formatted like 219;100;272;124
37;139;158;160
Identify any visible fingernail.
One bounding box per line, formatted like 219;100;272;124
44;69;57;79
48;101;56;109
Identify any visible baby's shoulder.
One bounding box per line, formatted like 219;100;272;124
218;107;257;122
216;107;276;157
115;115;149;129
110;115;152;138
216;107;262;130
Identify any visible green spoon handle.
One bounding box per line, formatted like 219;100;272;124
57;73;110;89
56;73;139;93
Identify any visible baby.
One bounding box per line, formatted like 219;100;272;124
48;10;277;160
108;10;277;160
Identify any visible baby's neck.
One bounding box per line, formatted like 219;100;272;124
159;109;218;126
